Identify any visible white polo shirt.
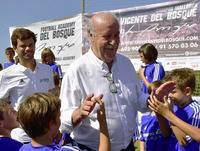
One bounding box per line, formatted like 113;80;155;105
0;62;55;110
0;62;55;142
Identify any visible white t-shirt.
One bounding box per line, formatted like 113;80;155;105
0;62;55;142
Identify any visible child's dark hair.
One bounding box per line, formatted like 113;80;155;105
138;43;158;62
18;93;61;138
5;47;15;55
11;28;36;49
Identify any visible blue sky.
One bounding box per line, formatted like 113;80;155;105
0;0;170;64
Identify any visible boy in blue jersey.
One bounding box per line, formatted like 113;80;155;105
135;81;168;151
144;81;168;151
135;43;165;151
18;92;110;151
0;100;23;151
3;47;15;69
152;68;200;151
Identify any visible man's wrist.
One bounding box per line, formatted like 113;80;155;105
72;107;83;127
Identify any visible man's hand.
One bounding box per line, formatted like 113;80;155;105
79;94;97;119
72;94;94;127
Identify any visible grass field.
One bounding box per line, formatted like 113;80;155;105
194;70;200;96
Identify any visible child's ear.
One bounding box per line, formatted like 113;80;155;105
184;87;192;96
48;119;55;130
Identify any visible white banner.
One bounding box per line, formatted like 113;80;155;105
9;14;82;73
83;0;200;71
10;1;200;72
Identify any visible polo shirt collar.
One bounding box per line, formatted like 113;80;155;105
17;60;39;72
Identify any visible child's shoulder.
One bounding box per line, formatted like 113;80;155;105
181;100;200;125
19;143;34;151
0;137;23;151
178;99;200;111
187;100;200;112
175;100;200;120
19;143;55;151
19;143;76;151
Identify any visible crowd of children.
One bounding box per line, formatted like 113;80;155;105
134;43;200;151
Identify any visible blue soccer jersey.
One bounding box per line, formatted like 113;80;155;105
0;137;23;151
135;112;168;151
141;62;165;93
3;60;15;69
19;143;77;151
50;63;63;79
168;100;200;151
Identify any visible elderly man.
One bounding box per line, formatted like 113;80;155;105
60;12;174;151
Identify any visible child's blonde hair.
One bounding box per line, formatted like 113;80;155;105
41;48;55;64
18;93;60;138
165;68;196;93
0;100;10;120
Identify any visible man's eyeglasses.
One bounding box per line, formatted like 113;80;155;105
104;73;117;93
